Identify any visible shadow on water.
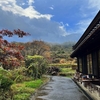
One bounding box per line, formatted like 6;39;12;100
36;91;48;100
78;88;83;93
37;91;48;96
80;95;89;100
41;85;52;90
36;98;45;100
36;84;53;100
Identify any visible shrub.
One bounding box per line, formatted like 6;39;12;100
0;67;13;90
25;55;47;79
9;67;30;83
0;74;13;90
13;93;30;100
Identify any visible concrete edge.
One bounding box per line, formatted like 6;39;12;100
30;75;52;100
72;78;97;100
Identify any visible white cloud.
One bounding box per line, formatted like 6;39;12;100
88;0;100;10
0;0;53;20
59;22;69;36
49;6;54;10
1;0;99;43
65;23;69;26
64;18;92;35
75;19;92;34
28;0;34;6
22;3;25;6
76;19;91;27
59;26;68;36
0;7;70;43
49;4;54;10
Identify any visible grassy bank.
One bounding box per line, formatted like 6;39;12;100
14;76;49;100
59;67;75;77
48;63;76;77
4;76;49;100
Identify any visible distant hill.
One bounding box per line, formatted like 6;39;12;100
44;33;82;44
64;33;82;43
43;33;82;44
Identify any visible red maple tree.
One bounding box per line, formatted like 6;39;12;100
0;29;30;69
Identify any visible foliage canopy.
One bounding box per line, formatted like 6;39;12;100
0;29;29;69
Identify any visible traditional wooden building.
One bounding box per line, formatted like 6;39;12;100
70;11;100;78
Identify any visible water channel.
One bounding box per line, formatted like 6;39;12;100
31;76;90;100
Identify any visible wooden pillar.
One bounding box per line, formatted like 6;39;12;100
82;55;87;74
77;57;79;71
92;51;99;77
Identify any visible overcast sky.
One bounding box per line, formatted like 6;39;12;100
0;0;100;43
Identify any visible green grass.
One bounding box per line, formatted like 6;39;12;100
61;68;75;73
11;77;48;100
59;67;75;77
13;93;30;100
24;79;43;88
49;63;72;68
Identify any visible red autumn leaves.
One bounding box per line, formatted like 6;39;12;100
0;29;29;69
0;29;29;37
